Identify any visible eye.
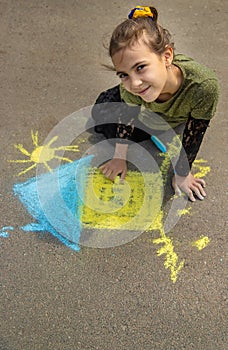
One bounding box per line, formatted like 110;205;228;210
136;64;146;72
117;72;128;80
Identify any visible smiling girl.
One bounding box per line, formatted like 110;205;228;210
92;6;219;202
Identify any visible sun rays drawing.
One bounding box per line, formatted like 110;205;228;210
9;130;79;176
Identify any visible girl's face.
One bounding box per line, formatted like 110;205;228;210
112;38;173;103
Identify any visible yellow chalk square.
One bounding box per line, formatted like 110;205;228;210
81;169;163;231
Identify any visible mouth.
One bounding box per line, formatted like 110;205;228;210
137;86;151;96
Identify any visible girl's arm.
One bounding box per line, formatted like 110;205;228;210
175;117;210;176
173;117;210;201
99;119;134;182
92;85;139;181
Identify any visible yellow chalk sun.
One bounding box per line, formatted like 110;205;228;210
9;130;79;176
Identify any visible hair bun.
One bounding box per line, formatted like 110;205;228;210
128;6;158;22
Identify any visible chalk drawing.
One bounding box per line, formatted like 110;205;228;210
177;207;192;217
13;156;93;251
159;135;182;180
9;130;79;176
151;211;185;283
149;157;211;282
0;226;14;238
8;128;212;282
81;169;162;230
192;159;211;178
191;236;210;250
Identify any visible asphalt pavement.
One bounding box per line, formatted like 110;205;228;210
0;1;227;349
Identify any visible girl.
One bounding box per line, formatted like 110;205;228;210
92;5;219;202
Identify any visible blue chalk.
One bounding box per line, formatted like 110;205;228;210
151;135;167;153
13;155;94;251
0;226;14;238
0;232;10;238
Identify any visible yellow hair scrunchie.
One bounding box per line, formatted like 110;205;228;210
128;6;155;20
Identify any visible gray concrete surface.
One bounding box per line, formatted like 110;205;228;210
0;0;227;349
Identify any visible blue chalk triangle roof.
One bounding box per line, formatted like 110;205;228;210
13;155;93;251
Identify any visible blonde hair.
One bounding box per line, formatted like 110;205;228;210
109;7;174;57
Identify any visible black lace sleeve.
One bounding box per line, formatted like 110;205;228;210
91;85;140;142
175;117;210;176
92;85;122;139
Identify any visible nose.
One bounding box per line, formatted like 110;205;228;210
129;75;143;90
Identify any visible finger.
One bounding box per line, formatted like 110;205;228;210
195;178;206;187
99;161;110;169
105;169;113;179
188;190;196;202
198;184;206;197
109;172;117;181
172;182;182;196
192;187;205;200
192;180;206;196
192;183;207;199
173;185;181;197
101;167;113;178
99;164;108;173
175;187;182;196
113;168;127;182
100;166;108;175
120;168;127;182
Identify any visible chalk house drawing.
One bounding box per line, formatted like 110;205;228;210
2;130;212;282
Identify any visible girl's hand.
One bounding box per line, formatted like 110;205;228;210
172;172;206;202
99;158;127;182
